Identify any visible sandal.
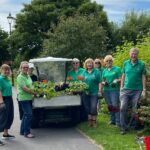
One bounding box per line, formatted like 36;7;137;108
25;134;35;138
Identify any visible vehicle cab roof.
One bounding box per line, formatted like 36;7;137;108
29;57;72;63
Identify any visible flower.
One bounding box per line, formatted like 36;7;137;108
42;80;47;84
67;76;72;81
77;76;83;80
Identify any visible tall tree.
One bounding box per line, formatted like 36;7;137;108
9;0;90;60
0;28;9;65
43;15;107;60
119;11;150;44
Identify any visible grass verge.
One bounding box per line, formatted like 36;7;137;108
78;113;141;150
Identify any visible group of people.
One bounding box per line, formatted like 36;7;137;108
67;47;146;135
0;47;147;146
0;61;37;145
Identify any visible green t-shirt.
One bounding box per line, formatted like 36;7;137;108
83;68;101;96
17;73;33;101
0;75;12;96
122;59;146;90
98;67;104;77
102;66;122;91
67;67;85;82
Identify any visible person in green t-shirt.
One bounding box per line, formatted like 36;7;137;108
0;64;15;143
94;58;104;113
82;58;101;128
67;58;84;82
94;58;104;77
120;48;147;135
17;61;35;138
101;55;122;127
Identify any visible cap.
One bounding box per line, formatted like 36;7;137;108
28;63;35;69
72;58;79;62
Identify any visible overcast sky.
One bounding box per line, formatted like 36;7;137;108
0;0;150;32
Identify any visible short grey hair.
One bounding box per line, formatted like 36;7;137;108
130;48;139;54
72;58;79;62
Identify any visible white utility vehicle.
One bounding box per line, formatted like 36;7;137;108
29;57;83;128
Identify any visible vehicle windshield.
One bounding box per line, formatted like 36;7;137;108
33;61;71;82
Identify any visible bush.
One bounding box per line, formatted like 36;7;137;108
113;32;150;67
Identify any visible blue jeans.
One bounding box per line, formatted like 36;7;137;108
20;100;32;135
83;94;98;116
120;89;142;130
104;91;120;125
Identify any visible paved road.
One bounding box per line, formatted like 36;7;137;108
0;88;101;150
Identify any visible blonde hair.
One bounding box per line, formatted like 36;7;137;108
19;61;29;72
104;55;114;63
84;58;94;69
0;64;10;73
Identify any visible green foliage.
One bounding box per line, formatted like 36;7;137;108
65;81;89;94
113;32;150;67
0;28;9;65
33;81;89;99
137;66;150;135
8;0;93;61
43;15;108;60
119;11;150;44
8;0;114;64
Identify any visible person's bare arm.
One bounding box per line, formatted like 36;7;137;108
0;91;4;104
142;74;146;91
22;86;34;94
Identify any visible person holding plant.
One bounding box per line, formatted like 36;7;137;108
101;55;121;127
67;58;85;82
0;64;15;144
82;58;101;127
120;48;147;134
17;61;35;138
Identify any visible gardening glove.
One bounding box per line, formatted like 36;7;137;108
111;79;119;88
102;81;109;86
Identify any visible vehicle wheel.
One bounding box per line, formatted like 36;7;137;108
71;107;81;125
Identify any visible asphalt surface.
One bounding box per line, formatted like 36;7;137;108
0;87;101;150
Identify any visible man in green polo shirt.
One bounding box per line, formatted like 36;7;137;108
67;58;85;82
120;48;147;135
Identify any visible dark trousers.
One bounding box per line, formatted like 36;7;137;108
3;96;14;129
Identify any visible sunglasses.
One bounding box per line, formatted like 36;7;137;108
22;66;29;69
73;62;79;65
106;60;112;62
95;62;100;64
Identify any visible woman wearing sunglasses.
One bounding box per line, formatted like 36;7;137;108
101;55;121;127
17;61;35;138
94;58;104;77
67;58;85;82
